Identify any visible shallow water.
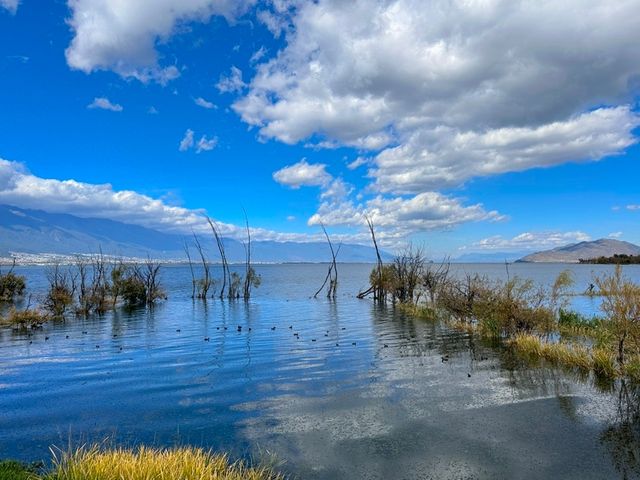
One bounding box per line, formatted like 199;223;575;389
2;263;640;479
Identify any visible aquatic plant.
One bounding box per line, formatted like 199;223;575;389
0;260;26;303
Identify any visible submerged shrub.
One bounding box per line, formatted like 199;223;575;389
42;265;76;318
0;268;26;303
3;308;47;328
120;275;147;307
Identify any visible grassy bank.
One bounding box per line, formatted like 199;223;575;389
1;446;283;480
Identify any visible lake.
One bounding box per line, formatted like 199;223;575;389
2;263;640;479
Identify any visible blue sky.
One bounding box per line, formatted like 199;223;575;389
0;0;639;257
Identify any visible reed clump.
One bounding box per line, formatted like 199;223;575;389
1;307;48;328
510;334;594;373
47;445;283;480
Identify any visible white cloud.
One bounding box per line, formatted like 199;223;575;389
236;0;640;191
179;129;195;151
608;232;623;239
148;106;159;114
372;106;638;192
194;97;216;109
0;0;19;14
0;158;210;233
347;157;369;170
309;189;505;241
180;130;217;153
65;0;255;83
87;97;123;112
196;135;218;153
274;158;505;243
0;158;333;243
272;159;332;189
286;215;296;221
627;205;640;211
216;66;246;93
469;231;592;252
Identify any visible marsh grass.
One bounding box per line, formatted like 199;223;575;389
47;445;284;480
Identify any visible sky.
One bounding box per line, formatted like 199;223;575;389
0;0;639;258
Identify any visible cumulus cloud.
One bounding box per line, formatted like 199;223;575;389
194;97;216;109
0;158;333;243
216;66;246;93
0;158;210;233
87;97;123;112
469;231;592;252
609;232;623;239
65;0;256;83
236;0;640;191
273;157;505;242
272;159;332;189
627;205;640;211
0;0;19;14
309;189;505;241
372;106;639;192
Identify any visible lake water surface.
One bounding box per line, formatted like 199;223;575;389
2;263;640;479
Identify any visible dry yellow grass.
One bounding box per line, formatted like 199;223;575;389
49;445;284;480
511;334;621;378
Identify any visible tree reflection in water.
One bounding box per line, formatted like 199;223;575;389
601;380;640;479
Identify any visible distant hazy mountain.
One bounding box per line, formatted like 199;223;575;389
0;204;389;263
517;239;640;263
454;252;527;263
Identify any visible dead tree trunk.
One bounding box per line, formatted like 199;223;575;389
357;216;385;301
242;209;252;300
206;216;230;300
314;224;339;299
193;233;212;298
183;239;196;299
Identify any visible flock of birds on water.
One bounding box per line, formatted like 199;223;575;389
17;317;482;380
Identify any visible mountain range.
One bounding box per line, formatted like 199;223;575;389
0;204;389;263
517;239;640;263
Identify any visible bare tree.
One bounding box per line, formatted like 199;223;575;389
314;224;339;299
142;256;164;305
183;239;197;299
192;233;213;299
358;217;385;301
206;216;231;299
242;209;260;300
